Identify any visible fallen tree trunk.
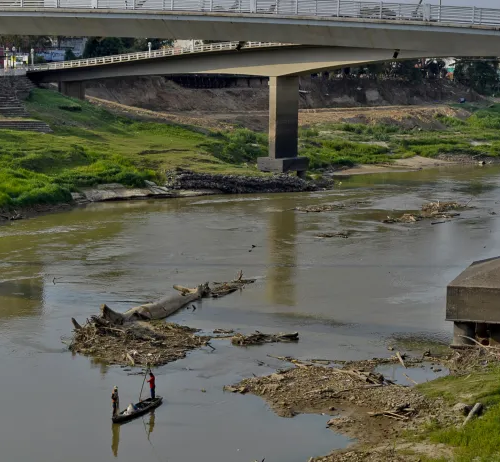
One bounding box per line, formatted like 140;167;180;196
101;283;210;324
463;402;483;426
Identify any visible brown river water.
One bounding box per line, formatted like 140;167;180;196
1;166;500;462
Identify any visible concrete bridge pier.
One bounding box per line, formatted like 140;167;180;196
258;76;308;177
58;81;86;100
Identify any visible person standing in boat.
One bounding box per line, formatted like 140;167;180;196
147;372;156;399
111;386;120;417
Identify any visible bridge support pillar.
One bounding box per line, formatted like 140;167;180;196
58;81;86;100
258;76;308;177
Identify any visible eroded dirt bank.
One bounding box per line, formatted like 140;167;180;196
86;77;481;115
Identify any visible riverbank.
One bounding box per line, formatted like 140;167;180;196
3;88;500;220
225;345;500;462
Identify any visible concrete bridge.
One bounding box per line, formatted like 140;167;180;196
10;0;500;174
3;1;500;55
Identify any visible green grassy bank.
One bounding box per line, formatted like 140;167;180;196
413;366;500;462
300;104;500;169
4;89;500;209
0;89;266;209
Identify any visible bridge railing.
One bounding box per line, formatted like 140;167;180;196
2;0;500;27
27;41;284;72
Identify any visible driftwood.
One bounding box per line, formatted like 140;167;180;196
368;404;415;421
463;402;483;426
396;351;407;369
295;204;345;213
101;283;210;324
403;373;418;385
232;331;299;346
316;231;351;239
68;272;256;366
69;315;209;367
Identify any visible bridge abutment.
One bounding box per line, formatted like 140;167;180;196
58;81;86;100
258;76;308;177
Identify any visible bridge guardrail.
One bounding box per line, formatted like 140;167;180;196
1;0;500;27
26;41;285;72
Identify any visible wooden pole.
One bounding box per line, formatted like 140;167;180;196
139;365;150;401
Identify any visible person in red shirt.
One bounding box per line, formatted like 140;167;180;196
147;372;156;399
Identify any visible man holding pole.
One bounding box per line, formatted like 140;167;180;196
147;372;156;399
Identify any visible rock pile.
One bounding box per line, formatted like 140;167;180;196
165;169;316;194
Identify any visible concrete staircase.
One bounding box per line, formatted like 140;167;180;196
0;95;30;117
0;120;53;133
0;76;52;133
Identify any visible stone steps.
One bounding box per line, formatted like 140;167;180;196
0;76;52;132
0;107;30;117
0;120;52;133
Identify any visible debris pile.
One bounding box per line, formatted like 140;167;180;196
383;214;422;224
228;357;429;419
421;201;464;214
316;231;352;238
69;317;210;366
231;331;299;346
295;204;345;213
383;201;470;224
68;271;255;365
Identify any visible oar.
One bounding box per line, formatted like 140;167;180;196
139;365;150;402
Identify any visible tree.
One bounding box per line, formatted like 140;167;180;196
82;37;125;58
0;35;52;51
64;49;77;61
454;58;499;94
82;37;173;58
389;60;423;81
365;63;388;79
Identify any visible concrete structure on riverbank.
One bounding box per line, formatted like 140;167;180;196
447;257;500;347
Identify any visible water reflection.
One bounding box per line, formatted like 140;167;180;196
111;423;120;457
147;412;155;437
110;410;156;457
0;277;43;321
89;357;110;377
266;210;297;306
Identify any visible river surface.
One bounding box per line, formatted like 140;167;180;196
1;165;500;462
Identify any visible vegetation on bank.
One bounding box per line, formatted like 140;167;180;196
413;366;500;462
297;103;500;168
0;89;259;208
4;88;500;209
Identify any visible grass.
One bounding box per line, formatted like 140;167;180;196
300;103;500;167
6;89;500;209
416;367;500;462
0;89;264;208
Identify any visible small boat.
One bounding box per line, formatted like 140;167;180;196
112;397;163;424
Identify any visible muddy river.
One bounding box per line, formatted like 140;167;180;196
1;166;500;462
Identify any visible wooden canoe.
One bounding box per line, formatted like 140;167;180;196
112;397;163;424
